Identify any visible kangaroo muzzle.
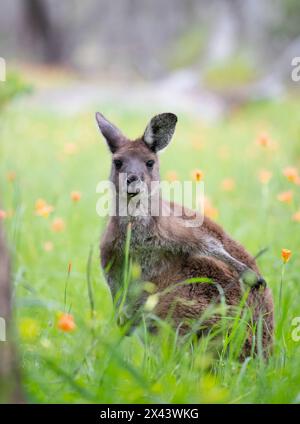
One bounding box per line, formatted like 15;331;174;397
126;174;143;196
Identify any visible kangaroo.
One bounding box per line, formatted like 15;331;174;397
96;112;274;356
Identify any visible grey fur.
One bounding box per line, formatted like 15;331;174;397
143;113;177;152
95;112;126;153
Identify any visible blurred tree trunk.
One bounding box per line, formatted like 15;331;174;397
23;0;64;63
0;221;24;403
207;0;240;63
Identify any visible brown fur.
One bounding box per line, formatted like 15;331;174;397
96;112;274;357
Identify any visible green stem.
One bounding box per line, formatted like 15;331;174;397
118;223;132;318
278;264;285;317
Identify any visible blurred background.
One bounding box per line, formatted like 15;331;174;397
1;0;300;120
1;0;300;404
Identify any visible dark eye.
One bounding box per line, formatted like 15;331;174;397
114;159;123;170
146;160;155;169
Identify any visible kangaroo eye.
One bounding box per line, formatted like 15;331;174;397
146;160;155;168
113;159;123;170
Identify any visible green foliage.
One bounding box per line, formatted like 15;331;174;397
271;0;300;39
1;98;300;403
168;28;206;70
203;56;258;91
0;71;32;109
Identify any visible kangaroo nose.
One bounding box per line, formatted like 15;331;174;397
127;174;139;185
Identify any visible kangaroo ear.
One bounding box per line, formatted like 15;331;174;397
95;112;126;153
143;113;177;152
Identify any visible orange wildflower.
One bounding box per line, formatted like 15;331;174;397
51;217;65;232
35;199;46;209
57;313;76;332
36;205;54;218
292;211;300;222
277;191;293;204
204;197;219;220
70;191;81;202
43;241;54;252
35;199;54;218
192;169;204;182
64;143;77;155
191;139;204;151
0;209;7;220
221;178;236;192
165;171;178;182
281;249;292;264
283;167;299;184
258;169;272;185
256;132;272;148
6;171;16;182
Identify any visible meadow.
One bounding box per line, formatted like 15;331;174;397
1;89;300;403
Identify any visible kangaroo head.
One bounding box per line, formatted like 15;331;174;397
96;112;177;198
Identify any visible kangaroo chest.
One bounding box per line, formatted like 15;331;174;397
117;222;176;282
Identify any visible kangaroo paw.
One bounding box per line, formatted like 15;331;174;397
253;276;267;289
240;269;267;288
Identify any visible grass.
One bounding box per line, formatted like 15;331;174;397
1;94;300;404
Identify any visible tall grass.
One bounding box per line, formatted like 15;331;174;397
1;98;300;403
